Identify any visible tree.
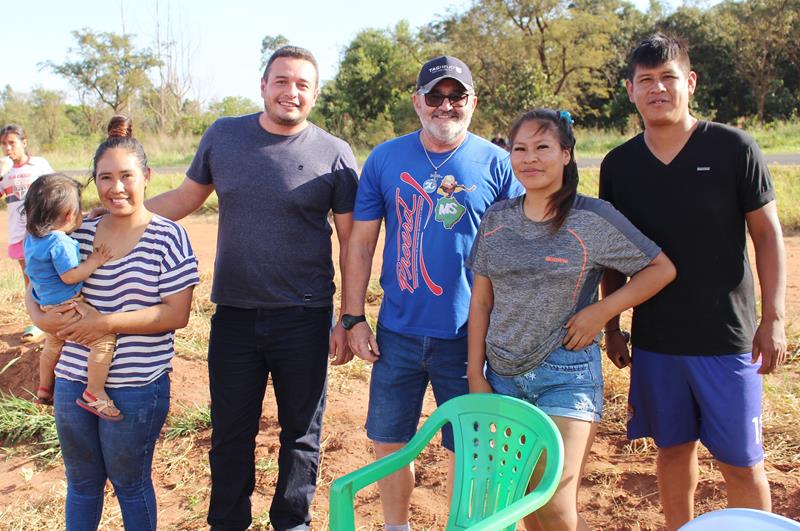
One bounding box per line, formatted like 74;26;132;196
260;34;290;71
144;0;197;134
315;23;421;147
430;0;628;131
46;29;159;114
716;0;800;122
208;96;261;117
31;88;71;147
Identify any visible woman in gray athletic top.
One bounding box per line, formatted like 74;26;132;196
466;109;676;530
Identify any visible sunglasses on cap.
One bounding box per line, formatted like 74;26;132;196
422;91;470;108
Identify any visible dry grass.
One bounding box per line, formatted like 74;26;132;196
174;271;213;361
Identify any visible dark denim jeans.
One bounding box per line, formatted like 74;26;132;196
206;305;332;531
54;373;170;531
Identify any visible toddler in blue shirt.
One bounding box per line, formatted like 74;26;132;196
23;173;120;420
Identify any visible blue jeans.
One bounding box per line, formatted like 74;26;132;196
366;324;469;451
54;373;170;531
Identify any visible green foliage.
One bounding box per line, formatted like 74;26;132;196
2;0;798;151
316;22;420;146
771;166;800;233
45;29;159;113
751;120;800;153
0;393;61;463
164;404;211;439
260;34;290;71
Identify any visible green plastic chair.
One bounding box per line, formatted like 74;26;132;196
329;393;564;530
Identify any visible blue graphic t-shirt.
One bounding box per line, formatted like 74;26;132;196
354;131;522;339
24;231;83;305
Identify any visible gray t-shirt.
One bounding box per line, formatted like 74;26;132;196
187;113;359;308
467;194;660;376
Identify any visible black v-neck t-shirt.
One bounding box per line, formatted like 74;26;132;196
599;121;775;355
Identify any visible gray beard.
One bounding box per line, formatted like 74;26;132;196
423;118;470;145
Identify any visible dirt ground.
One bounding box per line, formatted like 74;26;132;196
0;215;798;530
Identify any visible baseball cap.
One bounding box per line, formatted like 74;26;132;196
416;56;474;95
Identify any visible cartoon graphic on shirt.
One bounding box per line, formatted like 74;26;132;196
435;175;475;229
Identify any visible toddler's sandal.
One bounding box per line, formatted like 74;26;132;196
76;392;124;422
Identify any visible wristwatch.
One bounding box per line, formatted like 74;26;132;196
341;314;367;330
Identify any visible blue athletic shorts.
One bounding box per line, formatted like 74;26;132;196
628;348;764;467
486;343;603;423
366;324;469;451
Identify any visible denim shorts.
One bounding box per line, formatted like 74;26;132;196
486;343;603;422
366;324;469;451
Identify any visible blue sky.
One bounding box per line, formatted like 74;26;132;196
6;0;670;105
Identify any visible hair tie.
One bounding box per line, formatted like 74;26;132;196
558;110;574;125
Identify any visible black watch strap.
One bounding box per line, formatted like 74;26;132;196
341;314;367;330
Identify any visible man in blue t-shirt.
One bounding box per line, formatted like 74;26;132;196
342;55;522;530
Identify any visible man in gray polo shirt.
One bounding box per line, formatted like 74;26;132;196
146;46;358;531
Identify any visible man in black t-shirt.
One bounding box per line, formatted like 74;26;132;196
600;34;786;530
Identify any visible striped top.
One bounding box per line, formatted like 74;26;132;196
55;215;200;387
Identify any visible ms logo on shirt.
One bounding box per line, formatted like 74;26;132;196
434;174;475;229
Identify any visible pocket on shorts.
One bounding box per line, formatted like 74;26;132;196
538;344;603;394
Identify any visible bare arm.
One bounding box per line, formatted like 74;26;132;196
59;243;113;284
467;274;494;393
746;201;786;374
600;269;632;368
57;287;195;345
145;177;214;221
564;252;676;351
329;212;354;365
343;219;382;362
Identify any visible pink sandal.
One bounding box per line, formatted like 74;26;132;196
76;391;124;422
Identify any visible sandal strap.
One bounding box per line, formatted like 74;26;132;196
83;395;119;415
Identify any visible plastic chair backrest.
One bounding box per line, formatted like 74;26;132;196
434;394;564;530
679;508;800;530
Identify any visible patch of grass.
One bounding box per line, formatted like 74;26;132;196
255;457;279;474
0;393;60;463
772;166;800;233
577;167;599;198
41;132;199;171
577;119;800;157
175;272;214;361
0;490;67;531
577;128;631;157
164;403;211;440
761;337;800;464
750;120;800;153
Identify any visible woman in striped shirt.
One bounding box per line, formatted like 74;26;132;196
26;116;199;531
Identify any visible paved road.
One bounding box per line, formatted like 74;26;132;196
63;153;798;177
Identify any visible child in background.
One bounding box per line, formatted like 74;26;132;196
0;124;54;343
24;173;120;420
